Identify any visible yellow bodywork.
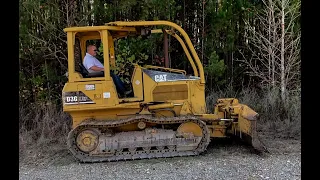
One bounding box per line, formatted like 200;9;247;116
62;21;263;154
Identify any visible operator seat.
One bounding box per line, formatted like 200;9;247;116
78;63;104;78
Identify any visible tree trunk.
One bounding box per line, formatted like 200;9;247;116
271;0;276;88
201;0;205;63
281;0;286;102
183;0;187;71
268;0;271;89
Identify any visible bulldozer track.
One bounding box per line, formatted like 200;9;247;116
67;115;210;163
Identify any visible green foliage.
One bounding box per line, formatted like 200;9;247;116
206;0;256;53
19;63;66;105
97;36;152;83
204;0;259;89
19;0;69;105
114;38;150;83
139;0;179;20
19;0;300;106
204;51;226;86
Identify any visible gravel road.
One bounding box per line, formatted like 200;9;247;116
19;138;301;180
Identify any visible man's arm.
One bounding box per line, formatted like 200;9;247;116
84;57;104;72
89;66;104;71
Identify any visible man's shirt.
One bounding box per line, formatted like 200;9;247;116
83;53;104;73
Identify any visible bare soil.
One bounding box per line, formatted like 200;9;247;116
19;134;301;180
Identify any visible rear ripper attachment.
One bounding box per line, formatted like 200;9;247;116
212;98;268;153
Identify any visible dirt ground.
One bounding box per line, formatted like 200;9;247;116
19;134;301;180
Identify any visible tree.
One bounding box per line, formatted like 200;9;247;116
239;0;300;102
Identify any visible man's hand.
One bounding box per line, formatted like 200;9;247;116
89;66;104;71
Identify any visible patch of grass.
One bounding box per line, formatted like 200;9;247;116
19;103;71;162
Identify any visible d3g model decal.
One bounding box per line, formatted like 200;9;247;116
63;91;95;105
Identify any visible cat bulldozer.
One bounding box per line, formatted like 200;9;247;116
62;21;265;163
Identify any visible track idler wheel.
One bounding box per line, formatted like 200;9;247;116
177;122;203;138
76;128;99;153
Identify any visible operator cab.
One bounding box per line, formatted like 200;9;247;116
64;22;204;103
73;35;133;98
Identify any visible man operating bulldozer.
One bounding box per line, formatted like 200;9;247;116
83;44;131;96
83;45;105;73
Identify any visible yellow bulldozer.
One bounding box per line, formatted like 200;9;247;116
62;21;266;163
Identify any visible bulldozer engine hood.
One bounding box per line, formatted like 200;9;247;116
143;69;200;82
